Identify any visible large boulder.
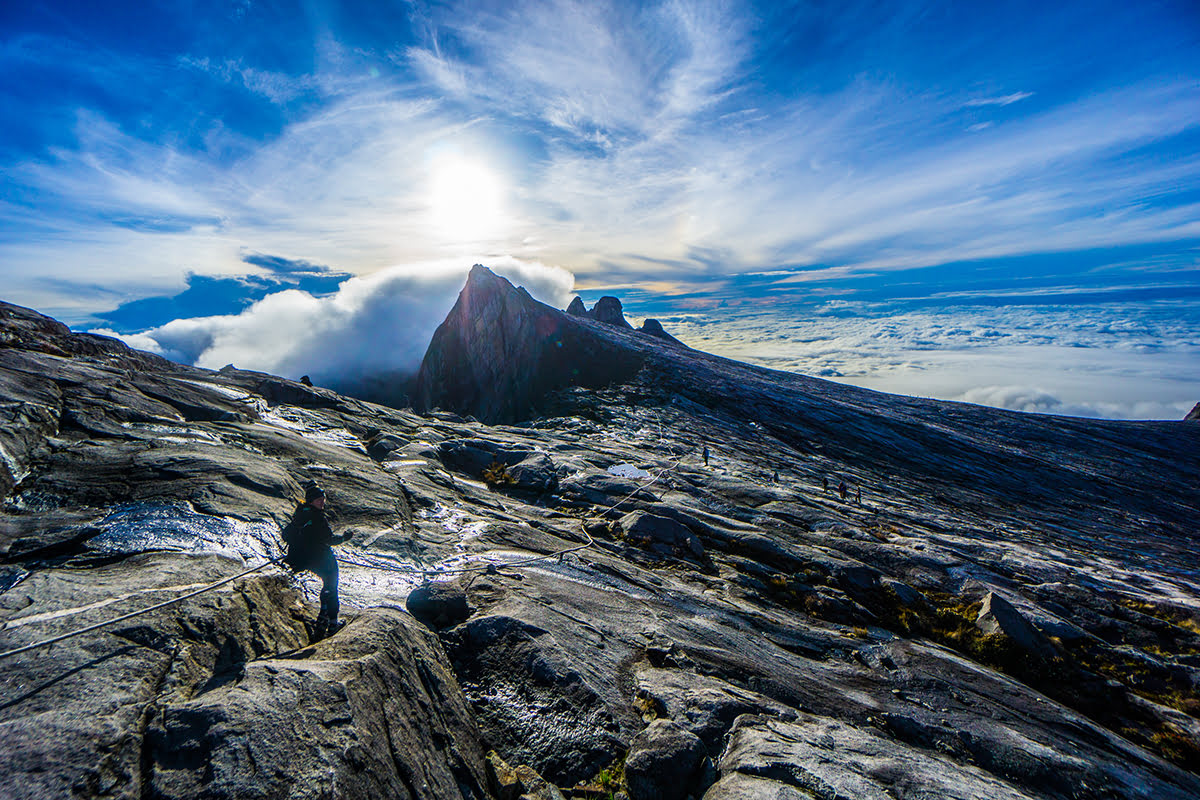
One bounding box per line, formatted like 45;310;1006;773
975;591;1057;660
620;510;705;561
442;614;624;786
709;714;1041;800
624;719;711;800
147;608;492;800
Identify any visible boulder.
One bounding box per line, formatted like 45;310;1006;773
975;592;1057;660
439;438;526;476
634;666;795;755
147;609;492;800
620;510;705;560
367;433;406;460
881;576;926;608
255;377;340;408
507;452;561;493
487;752;567;800
442;614;623;786
624;720;711;800
702;772;813;799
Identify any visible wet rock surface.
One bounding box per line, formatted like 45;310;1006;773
2;271;1200;799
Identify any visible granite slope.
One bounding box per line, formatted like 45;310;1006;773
1;270;1199;799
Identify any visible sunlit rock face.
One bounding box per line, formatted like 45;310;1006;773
2;274;1200;800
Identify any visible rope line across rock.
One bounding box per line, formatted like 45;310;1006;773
0;449;688;661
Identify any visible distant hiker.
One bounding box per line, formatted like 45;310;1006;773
703;446;710;466
300;375;313;386
282;481;352;640
856;487;862;505
837;480;847;501
772;470;779;483
822;476;829;492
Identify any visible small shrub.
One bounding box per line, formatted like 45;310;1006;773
482;460;516;488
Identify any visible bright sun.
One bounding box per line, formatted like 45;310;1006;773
428;156;506;244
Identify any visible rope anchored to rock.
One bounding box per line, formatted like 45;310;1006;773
0;444;691;661
0;556;287;662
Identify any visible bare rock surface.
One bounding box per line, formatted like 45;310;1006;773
623;719;711;800
710;714;1043;800
148;608;490;800
3;270;1200;800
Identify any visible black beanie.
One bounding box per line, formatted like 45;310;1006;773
304;482;325;503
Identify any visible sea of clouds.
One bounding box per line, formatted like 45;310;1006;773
641;299;1200;420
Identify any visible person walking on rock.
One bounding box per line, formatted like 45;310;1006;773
282;481;352;640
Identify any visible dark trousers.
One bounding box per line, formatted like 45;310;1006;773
287;547;339;625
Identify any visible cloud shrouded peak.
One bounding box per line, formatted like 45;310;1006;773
107;259;574;394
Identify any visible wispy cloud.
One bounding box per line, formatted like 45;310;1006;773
2;0;1198;419
963;91;1034;107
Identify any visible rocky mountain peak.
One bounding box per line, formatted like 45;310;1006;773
592;296;632;328
563;293;633;329
1186;402;1200;421
639;317;684;346
413;266;649;423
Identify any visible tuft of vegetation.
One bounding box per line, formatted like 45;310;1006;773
569;753;626;800
482;460;516;489
632;690;664;721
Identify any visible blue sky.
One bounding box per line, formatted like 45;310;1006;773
2;1;1198;417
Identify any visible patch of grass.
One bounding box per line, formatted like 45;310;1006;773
1118;597;1200;648
858;586;1200;772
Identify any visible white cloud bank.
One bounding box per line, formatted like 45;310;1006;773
650;300;1200;420
96;258;573;388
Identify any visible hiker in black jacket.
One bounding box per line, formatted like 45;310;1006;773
283;482;352;639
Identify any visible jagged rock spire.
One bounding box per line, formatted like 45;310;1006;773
413;266;646;422
591;296;632;328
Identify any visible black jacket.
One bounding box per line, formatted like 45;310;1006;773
283;503;340;567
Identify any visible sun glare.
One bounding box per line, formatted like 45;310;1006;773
428;156;507;245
